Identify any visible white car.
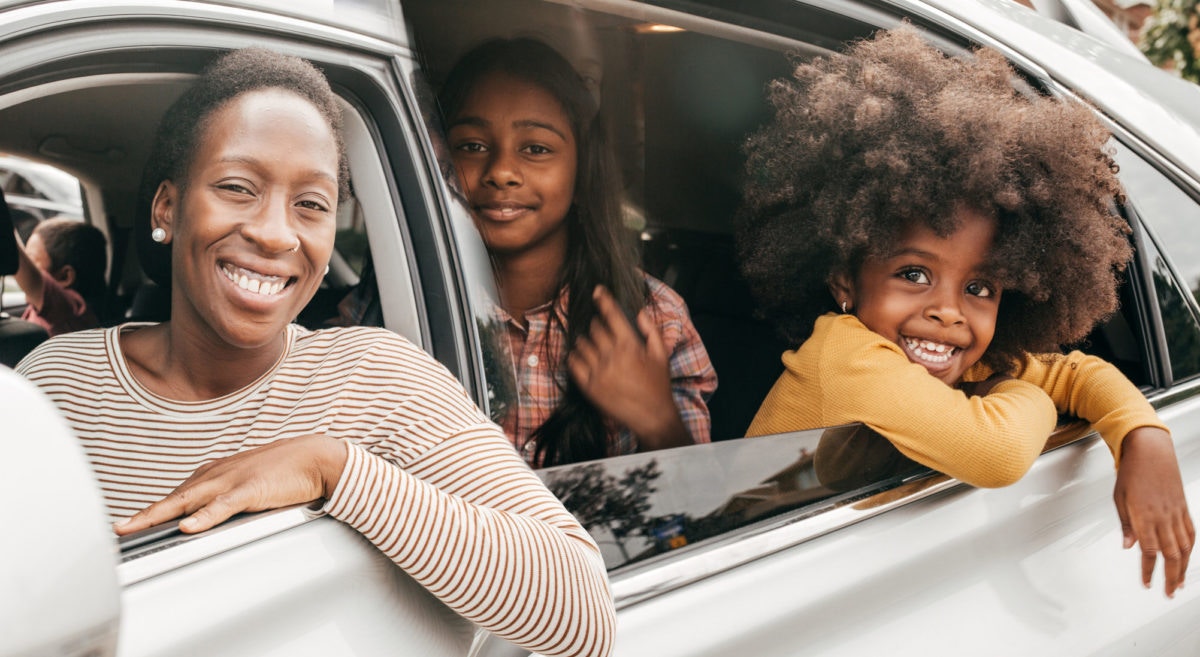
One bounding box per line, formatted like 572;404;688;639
2;0;1200;655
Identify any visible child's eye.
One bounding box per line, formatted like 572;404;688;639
966;281;994;298
454;141;487;154
899;268;929;284
523;144;553;155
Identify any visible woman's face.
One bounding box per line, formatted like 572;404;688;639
833;207;1002;386
153;88;339;350
447;73;577;261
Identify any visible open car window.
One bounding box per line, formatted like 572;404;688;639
402;0;1159;577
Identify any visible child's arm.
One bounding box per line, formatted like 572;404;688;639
1114;427;1193;597
749;313;1059;487
1016;353;1193;597
11;229;47;310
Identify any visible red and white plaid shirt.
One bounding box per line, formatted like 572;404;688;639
495;274;717;466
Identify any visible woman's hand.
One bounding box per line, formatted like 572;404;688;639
113;434;348;536
1113;427;1195;597
567;285;689;451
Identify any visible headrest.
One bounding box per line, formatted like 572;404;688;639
0;188;18;276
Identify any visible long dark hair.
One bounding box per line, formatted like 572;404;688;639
439;38;646;466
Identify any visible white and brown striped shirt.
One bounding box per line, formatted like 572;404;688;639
17;324;615;657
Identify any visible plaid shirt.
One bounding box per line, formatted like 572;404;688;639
496;274;717;466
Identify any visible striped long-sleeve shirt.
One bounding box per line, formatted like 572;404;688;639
16;323;616;657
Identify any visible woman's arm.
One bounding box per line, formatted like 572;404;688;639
113;331;616;657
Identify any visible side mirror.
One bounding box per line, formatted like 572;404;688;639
0;367;119;657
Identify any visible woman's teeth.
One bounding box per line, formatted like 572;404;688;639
905;337;957;364
221;264;288;296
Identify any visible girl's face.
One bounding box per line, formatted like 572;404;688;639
447;73;577;261
152;88;339;350
832;207;1002;386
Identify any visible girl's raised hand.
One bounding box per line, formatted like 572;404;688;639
1113;426;1195;598
567;285;690;450
112;434;348;536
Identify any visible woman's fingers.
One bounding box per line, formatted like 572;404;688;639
112;435;344;536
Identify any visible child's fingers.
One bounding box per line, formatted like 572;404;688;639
592;285;638;342
586;315;615;353
636;309;667;362
1115;492;1136;549
1158;527;1188;597
1140;541;1159;590
571;335;599;370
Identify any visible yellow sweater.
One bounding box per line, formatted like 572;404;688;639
746;313;1167;488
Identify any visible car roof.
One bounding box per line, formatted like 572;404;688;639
910;0;1200;187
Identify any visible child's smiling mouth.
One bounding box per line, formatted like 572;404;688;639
901;336;959;365
476;201;533;222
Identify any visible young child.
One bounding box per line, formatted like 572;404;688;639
738;27;1192;596
439;38;717;467
13;216;106;335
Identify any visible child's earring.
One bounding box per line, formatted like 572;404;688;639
841;300;849;314
151;227;167;243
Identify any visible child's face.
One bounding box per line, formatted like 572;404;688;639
447;73;577;261
832;207;1001;386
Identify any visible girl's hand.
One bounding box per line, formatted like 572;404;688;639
1113;427;1195;598
567;285;690;450
112;435;348;536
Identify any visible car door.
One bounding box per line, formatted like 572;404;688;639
0;2;500;655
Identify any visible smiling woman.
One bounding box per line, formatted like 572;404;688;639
14;48;615;657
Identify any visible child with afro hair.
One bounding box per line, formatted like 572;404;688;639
739;26;1192;597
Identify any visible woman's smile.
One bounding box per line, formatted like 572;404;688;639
219;261;295;297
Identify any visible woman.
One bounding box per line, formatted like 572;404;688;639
17;48;615;657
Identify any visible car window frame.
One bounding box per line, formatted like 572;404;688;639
0;8;449;582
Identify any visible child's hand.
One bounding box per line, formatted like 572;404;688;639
1113;427;1194;598
567;285;690;451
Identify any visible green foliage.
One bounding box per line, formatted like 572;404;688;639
1141;0;1200;83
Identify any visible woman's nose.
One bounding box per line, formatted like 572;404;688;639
483;151;522;188
244;194;300;254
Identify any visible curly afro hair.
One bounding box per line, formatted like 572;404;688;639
737;26;1132;371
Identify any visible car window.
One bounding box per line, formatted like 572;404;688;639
400;0;1162;572
1111;144;1200;382
0;34;435;574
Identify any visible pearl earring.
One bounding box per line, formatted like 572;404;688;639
151;227;167;243
841;301;848;313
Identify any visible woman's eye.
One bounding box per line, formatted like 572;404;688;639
218;182;253;195
966;281;994;298
297;199;329;213
899;268;929;284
